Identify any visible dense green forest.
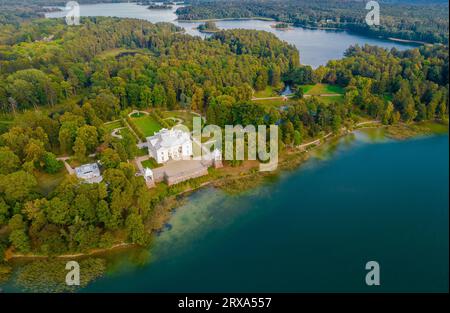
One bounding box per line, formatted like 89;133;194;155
176;0;449;44
0;17;299;258
0;9;448;265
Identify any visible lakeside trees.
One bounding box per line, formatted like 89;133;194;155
0;15;448;258
176;0;449;45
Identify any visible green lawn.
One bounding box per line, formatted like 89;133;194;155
130;115;162;137
253;99;298;109
253;86;277;98
299;85;315;94
161;110;201;130
103;120;123;132
303;84;345;96
141;158;161;169
130;112;146;118
318;95;345;105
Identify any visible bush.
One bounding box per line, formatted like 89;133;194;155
43;152;64;174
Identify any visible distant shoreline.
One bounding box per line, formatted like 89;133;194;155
177;17;429;46
177;17;275;23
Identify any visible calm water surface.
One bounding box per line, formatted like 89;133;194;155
78;131;448;292
40;4;448;293
46;2;418;68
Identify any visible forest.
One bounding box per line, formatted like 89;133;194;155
0;10;448;265
176;0;449;44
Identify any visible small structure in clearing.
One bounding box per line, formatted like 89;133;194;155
74;163;103;184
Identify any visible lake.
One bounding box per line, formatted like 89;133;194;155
77;130;448;293
46;2;418;68
31;3;448;293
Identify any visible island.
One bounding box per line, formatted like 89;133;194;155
197;21;220;33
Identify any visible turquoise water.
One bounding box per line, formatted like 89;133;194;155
46;3;417;68
81;132;449;292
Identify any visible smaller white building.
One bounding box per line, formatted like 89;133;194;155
147;128;193;164
74;163;103;184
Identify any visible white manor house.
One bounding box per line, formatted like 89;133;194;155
147;128;193;164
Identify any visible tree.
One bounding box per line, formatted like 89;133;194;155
191;87;204;111
0;147;20;175
43;152;63;174
45;197;70;226
293;87;304;99
73;137;87;161
125;213;148;246
99;148;121;169
0;171;37;203
76;125;99;153
8;214;30;253
293;130;302;146
166;87;177;110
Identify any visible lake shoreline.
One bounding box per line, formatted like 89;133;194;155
5;120;447;261
177;17;430;46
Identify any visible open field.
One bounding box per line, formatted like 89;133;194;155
302;83;345;95
316;95;345;105
130;115;162;137
253;98;298;109
253;86;278;98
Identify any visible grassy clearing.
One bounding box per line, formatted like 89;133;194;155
253;99;298;109
318;95;345;105
299;85;315;94
103;120;123;132
303;84;345;95
35;169;67;195
161;111;200;130
130;115;162;137
253;86;277;98
97;48;145;59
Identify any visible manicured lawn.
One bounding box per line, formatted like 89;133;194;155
253;99;298;109
318;95;345;105
130;112;146;118
35;169;67;196
303;84;345;96
253;86;277;98
299;85;315;94
130;115;162;137
103;120;123;132
141;158;161;169
161;111;201;130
